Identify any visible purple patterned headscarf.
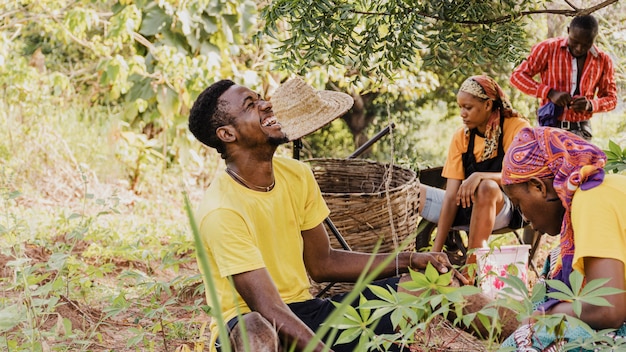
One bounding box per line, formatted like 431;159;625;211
502;127;606;311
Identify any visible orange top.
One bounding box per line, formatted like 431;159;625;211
442;117;530;180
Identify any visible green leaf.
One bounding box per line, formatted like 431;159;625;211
578;277;611;296
358;294;371;322
238;1;257;33
461;312;476;329
126;327;145;347
139;4;170;36
368;304;395;323
429;294;443;309
367;284;394;302
608;140;622;156
401;270;429;290
335;327;361;345
435;270;453;286
579;296;613;308
585;285;625;298
201;14;219;34
47;253;69;271
63;317;73;336
568;270;584;294
545;279;574;296
0;305;26;331
156;85;180;118
424;261;438;281
178;9;193;36
161;28;190;53
547;292;575;301
572;300;582;317
128;76;155;101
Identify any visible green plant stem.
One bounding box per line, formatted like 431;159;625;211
159;313;168;352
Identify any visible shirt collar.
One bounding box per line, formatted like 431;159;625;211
559;37;598;58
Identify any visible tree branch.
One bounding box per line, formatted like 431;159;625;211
351;0;619;25
564;0;579;10
580;0;619;15
132;31;158;56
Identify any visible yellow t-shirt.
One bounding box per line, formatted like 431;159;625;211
572;174;626;281
442;117;530;180
195;157;330;349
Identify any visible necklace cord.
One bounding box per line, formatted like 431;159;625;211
226;168;275;192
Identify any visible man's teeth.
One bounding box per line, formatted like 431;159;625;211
262;116;278;127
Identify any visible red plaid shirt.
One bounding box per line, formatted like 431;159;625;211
510;37;617;122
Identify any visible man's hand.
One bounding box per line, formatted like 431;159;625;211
547;89;572;107
410;252;470;285
569;96;592;112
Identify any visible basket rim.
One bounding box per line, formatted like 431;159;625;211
305;157;418;196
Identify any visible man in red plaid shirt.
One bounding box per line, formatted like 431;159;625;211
510;14;617;140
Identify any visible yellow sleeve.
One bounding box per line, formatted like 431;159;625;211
571;175;626;282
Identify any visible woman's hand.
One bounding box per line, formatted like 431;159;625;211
457;172;483;208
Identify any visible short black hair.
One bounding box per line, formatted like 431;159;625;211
570;15;598;36
188;80;236;158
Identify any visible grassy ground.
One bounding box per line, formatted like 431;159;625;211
1;93;213;350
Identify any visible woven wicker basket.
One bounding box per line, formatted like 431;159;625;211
306;158;420;296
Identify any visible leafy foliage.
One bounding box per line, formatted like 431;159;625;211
545;270;623;318
604;140;626;174
263;0;536;82
328;263;495;350
2;0;266;189
520;270;626;351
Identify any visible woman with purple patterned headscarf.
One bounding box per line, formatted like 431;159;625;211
501;126;626;351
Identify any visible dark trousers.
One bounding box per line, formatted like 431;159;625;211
216;277;405;352
290;277;404;351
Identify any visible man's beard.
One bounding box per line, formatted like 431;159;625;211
268;134;289;147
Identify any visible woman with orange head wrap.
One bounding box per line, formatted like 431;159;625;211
417;75;530;273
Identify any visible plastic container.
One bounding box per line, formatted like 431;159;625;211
475;244;531;299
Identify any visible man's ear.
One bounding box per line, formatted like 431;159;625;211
216;125;236;143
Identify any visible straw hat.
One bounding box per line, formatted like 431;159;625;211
271;77;354;141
